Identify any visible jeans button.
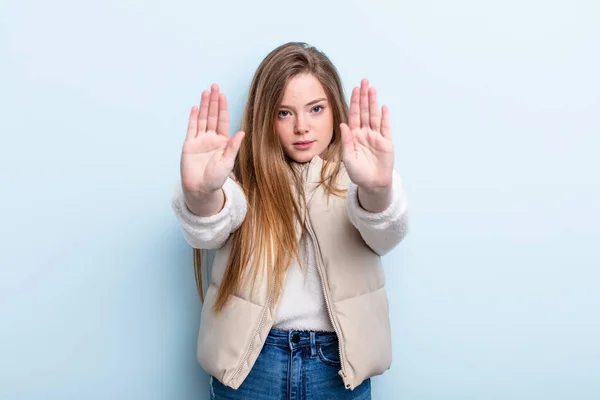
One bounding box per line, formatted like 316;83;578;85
291;333;300;343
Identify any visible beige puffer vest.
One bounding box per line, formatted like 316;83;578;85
197;157;393;390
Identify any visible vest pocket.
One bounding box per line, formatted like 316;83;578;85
317;342;341;366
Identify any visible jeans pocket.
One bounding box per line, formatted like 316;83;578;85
317;342;341;366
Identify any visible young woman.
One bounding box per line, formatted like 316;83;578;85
172;42;408;399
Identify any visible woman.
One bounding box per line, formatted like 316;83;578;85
172;42;408;399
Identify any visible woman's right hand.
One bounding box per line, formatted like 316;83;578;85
180;84;245;196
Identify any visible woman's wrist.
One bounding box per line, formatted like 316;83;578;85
357;184;393;213
183;187;226;217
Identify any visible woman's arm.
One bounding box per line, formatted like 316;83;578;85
346;170;408;256
172;177;247;249
340;79;408;255
174;84;247;249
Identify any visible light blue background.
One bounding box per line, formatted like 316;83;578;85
1;0;599;399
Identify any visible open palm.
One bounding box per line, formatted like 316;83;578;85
340;79;394;191
181;84;245;195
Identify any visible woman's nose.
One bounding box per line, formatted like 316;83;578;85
294;116;309;134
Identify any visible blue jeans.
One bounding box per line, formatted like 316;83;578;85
210;329;371;399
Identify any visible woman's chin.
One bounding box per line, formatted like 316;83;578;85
285;151;315;163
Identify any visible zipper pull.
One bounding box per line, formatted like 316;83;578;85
338;370;351;389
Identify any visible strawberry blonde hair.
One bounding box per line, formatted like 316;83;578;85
194;42;349;311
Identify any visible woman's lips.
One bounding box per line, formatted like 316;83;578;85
293;140;315;150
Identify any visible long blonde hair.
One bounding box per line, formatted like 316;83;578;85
194;42;349;311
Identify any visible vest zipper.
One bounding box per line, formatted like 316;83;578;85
231;160;350;389
304;218;351;389
303;165;351;390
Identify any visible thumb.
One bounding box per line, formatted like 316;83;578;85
340;123;354;161
222;131;245;166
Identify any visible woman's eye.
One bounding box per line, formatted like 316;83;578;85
312;105;323;113
278;110;291;118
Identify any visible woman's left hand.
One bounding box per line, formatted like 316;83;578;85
340;79;394;192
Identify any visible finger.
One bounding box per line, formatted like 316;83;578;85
222;131;245;166
186;106;198;140
348;87;360;129
381;105;392;139
197;91;209;134
369;87;381;131
340;123;355;161
217;93;230;138
206;84;220;132
360;79;370;128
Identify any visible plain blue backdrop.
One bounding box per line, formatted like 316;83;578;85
1;0;599;399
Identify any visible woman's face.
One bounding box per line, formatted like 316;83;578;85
275;73;334;163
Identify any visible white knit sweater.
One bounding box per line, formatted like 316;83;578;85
172;171;408;332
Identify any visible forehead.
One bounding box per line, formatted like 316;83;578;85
280;73;327;103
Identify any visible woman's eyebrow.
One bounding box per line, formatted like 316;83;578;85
280;98;328;110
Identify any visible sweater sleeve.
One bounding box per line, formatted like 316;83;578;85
346;170;409;256
171;177;248;249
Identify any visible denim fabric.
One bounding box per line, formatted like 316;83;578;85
210;329;371;400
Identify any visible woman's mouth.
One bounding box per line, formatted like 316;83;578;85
293;140;315;150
